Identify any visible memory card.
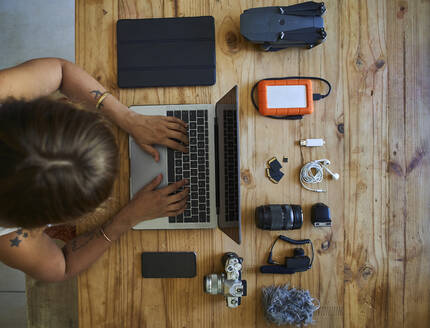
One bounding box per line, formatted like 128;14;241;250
268;157;282;171
269;167;284;182
266;168;278;183
266;167;284;183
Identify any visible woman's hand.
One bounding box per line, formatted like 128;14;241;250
118;174;189;227
125;113;189;161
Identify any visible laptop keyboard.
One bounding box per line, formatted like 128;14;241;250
223;110;239;222
167;110;210;223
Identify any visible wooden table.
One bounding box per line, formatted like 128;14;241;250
76;1;430;327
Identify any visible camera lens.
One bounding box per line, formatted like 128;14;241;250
290;205;303;229
255;204;303;230
204;274;224;295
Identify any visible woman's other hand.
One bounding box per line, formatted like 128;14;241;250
118;174;189;227
125;113;188;161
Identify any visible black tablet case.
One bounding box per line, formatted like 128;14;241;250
117;16;216;88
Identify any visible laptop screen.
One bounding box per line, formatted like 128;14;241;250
215;86;241;244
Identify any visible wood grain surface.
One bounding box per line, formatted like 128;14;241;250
76;1;430;327
26;240;78;328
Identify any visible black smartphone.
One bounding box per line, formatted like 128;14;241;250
141;252;197;278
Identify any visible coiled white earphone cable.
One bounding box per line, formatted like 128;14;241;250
300;159;339;192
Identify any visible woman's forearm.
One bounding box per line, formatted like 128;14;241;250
58;59;133;131
61;211;132;280
0;58;133;131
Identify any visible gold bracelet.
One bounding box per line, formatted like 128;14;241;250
100;227;112;243
96;91;111;109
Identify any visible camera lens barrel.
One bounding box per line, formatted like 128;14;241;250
204;274;224;295
290;205;303;229
256;204;303;230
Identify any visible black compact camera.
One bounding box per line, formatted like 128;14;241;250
256;204;303;230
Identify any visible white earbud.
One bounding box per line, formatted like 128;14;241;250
324;166;340;180
300;159;340;192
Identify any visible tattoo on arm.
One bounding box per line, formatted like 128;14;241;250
89;90;105;108
70;229;101;252
10;237;21;247
9;229;29;247
64;219;114;254
16;229;29;238
90;90;103;100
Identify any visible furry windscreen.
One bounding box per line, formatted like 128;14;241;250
262;285;320;326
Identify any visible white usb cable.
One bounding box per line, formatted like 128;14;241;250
300;159;339;192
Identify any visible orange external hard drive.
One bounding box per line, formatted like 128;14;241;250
257;79;314;117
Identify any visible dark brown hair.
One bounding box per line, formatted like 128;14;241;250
0;97;118;229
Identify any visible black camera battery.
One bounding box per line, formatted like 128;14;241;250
311;203;331;227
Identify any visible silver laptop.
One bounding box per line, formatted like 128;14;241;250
129;86;241;244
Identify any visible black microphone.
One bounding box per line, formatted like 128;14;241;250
279;235;310;245
260;265;297;274
261;235;315;274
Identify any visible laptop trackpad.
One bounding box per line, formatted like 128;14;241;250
130;139;168;198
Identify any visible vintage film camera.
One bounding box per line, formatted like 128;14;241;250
204;252;247;308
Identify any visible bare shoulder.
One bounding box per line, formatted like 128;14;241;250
0;226;66;281
0;227;49;266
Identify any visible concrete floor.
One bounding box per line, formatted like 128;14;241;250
0;262;27;328
0;1;74;69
